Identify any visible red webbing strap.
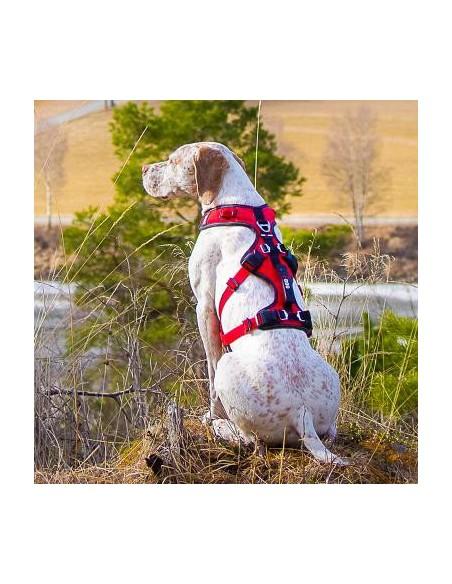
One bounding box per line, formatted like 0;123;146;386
218;267;250;320
220;316;260;346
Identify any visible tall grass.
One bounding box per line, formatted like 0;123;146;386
34;217;417;483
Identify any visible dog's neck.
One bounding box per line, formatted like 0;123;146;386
201;162;266;213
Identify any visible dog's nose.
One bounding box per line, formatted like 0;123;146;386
142;164;150;174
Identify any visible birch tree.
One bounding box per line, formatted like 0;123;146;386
322;107;388;243
34;121;67;229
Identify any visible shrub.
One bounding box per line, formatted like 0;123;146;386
344;310;418;418
280;224;352;259
110;100;305;218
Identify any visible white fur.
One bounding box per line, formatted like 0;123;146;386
143;142;346;464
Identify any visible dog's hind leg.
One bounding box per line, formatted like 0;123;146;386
296;407;347;465
323;420;337;443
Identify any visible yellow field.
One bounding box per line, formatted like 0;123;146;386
34;100;417;217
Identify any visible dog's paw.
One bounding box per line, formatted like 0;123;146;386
331;455;350;466
201;410;213;426
211;419;254;446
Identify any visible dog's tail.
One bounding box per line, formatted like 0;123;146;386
295;406;348;466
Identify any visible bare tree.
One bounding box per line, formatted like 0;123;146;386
34;121;67;229
322;107;388;244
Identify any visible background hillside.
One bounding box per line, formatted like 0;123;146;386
34;100;417;218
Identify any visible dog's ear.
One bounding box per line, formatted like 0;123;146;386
232;152;246;171
194;145;228;205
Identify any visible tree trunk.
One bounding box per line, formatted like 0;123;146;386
356;199;365;245
356;213;364;245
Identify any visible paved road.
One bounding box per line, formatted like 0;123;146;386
35;215;74;226
35;214;418;227
35;100;125;130
281;214;418;227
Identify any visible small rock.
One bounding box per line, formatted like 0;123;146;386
145;453;164;475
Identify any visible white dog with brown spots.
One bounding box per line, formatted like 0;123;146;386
142;142;346;464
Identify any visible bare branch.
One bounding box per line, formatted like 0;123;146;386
40;383;165;400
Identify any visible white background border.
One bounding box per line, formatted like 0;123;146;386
1;0;450;582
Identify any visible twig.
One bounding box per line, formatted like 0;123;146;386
114;125;149;184
254;100;262;189
41;383;165;400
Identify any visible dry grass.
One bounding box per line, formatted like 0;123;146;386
34;216;418;484
34;412;417;484
34;100;417;217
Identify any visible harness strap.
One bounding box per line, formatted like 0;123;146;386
200;203;313;347
218;266;250;320
220;309;313;345
220;316;259;346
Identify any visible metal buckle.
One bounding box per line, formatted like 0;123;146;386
260;243;271;254
257;220;271;233
296;311;305;322
279;310;289;321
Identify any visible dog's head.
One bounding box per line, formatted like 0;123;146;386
142;142;246;205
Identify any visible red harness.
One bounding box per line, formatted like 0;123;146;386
200;204;312;347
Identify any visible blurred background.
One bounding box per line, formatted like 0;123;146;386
34;100;417;218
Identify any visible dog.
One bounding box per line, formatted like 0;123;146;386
142;142;345;464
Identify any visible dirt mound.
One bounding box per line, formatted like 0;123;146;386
35;413;417;485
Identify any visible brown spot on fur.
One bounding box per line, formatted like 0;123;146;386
194;145;228;205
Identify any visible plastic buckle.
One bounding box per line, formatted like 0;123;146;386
276;243;287;253
279;310;289;321
220;208;238;219
296;311;305;322
226;277;240;291
257;310;278;327
260;243;271;254
243;318;253;333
